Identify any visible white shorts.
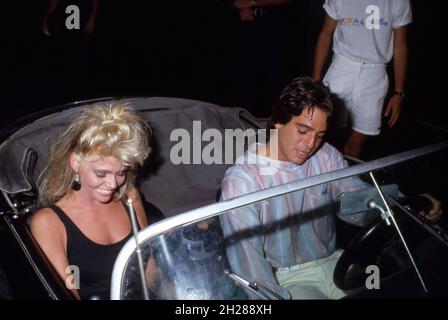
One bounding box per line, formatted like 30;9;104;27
323;54;389;136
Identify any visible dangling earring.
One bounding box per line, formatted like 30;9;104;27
71;173;81;191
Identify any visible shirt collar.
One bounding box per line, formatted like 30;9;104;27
243;143;309;172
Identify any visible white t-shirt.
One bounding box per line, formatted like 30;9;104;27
324;0;412;63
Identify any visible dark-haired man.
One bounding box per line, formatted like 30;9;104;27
220;76;441;299
220;76;369;299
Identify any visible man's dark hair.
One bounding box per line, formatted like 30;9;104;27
268;76;333;129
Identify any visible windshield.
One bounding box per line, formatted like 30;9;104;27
112;144;448;300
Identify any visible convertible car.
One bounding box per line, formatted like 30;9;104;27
1;97;447;300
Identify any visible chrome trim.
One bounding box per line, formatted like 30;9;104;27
1;191;19;216
111;141;448;299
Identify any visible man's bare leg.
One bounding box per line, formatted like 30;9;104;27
344;130;368;159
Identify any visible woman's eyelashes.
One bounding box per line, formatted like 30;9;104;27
94;170;126;178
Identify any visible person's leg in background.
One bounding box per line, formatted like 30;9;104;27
344;130;368;159
345;64;388;159
323;54;356;152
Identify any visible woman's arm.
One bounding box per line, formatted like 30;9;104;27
30;208;81;299
127;187;148;229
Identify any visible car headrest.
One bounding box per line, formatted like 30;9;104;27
0;97;263;217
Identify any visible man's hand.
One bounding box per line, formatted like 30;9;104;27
238;7;256;21
234;0;256;9
384;95;402;127
419;193;443;222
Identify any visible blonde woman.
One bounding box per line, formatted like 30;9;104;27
31;103;151;300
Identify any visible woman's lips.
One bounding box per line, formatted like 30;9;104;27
97;188;113;197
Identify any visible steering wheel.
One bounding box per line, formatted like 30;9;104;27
333;216;413;291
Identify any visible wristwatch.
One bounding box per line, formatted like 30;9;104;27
393;90;405;99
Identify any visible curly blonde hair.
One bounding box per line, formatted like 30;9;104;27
38;102;151;207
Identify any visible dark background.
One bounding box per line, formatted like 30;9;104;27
3;0;447;147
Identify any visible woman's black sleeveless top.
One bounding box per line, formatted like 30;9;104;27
50;205;133;300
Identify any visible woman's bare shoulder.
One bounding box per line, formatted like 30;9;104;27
30;207;63;232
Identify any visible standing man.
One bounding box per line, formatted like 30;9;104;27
312;0;412;158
